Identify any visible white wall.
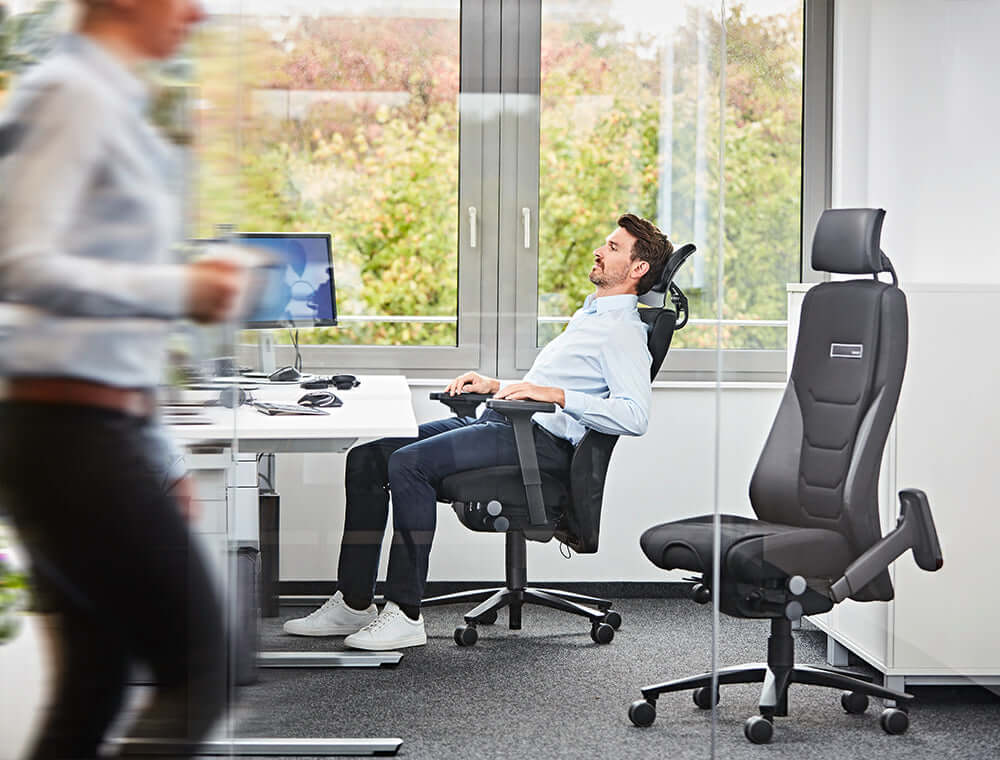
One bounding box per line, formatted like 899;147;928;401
277;382;783;583
834;0;1000;283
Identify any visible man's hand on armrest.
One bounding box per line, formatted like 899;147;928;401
445;371;500;396
494;382;565;408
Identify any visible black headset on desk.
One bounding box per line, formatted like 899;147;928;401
300;374;359;391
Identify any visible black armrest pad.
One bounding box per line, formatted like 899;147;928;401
429;391;494;418
429;392;494;404
486;399;557;416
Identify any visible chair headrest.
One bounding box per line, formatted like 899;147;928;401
638;243;697;307
811;208;888;275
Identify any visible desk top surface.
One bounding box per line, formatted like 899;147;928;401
167;374;417;449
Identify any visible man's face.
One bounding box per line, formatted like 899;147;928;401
589;226;639;290
121;0;205;60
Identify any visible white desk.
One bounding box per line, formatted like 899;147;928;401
170;374;418;453
152;374;418;758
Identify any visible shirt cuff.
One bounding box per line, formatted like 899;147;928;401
561;389;589;419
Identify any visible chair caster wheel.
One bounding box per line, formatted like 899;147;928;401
841;690;869;714
602;610;622;630
476;610;498;625
591;622;615;644
454;625;478;646
690;583;711;604
693;687;719;710
880;707;909;735
744;715;774;744
628;700;656;727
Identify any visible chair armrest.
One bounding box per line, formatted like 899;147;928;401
429;391;493;419
830;489;944;603
485;398;557;416
484;398;557;526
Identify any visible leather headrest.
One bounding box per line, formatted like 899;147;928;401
811;208;887;275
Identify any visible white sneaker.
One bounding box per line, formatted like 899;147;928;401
343;601;427;651
282;591;377;637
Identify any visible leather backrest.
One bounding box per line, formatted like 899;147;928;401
749;280;907;601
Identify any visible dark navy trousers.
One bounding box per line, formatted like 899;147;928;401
336;409;573;608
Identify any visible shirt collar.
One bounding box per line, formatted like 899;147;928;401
64;34;150;113
582;293;639;314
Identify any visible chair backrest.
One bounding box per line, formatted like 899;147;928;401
557;243;697;553
748;209;906;601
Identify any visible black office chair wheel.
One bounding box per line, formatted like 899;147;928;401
476;609;499;625
602;610;622;630
841;690;870;714
744;715;774;744
454;624;478;647
628;700;656;727
690;583;711;604
880;707;909;735
692;687;719;710
590;622;615;644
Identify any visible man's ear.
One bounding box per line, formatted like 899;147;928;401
631;260;649;281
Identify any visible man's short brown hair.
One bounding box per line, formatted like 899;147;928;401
617;213;673;295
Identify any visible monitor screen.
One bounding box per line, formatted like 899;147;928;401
236;233;337;328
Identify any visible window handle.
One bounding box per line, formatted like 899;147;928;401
468;206;478;249
522;207;531;249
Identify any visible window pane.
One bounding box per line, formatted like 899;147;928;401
538;0;802;352
193;1;461;347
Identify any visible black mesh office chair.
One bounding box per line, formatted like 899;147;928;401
423;243;697;647
627;209;943;743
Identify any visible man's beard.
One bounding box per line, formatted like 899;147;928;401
590;263;624;288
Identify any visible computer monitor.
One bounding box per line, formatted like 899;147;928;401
236;232;337;329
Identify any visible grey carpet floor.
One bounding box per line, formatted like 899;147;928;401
227;598;1000;760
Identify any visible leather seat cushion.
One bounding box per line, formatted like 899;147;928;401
438;466;569;508
640;514;854;585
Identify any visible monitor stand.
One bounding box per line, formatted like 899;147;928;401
257;330;277;374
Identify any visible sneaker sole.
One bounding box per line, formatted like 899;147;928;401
343;633;427;651
283;618;376;637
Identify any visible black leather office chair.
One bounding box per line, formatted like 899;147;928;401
627;209;943;744
423;243;697;647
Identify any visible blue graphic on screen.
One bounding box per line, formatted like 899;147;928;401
240;234;337;327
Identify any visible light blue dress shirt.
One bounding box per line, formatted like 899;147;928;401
522;293;652;445
0;34;190;483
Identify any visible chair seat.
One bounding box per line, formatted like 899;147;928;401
640;514;854;586
439;465;569;509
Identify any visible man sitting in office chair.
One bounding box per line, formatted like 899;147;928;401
284;213;673;650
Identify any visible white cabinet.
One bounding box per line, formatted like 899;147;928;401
789;283;1000;688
